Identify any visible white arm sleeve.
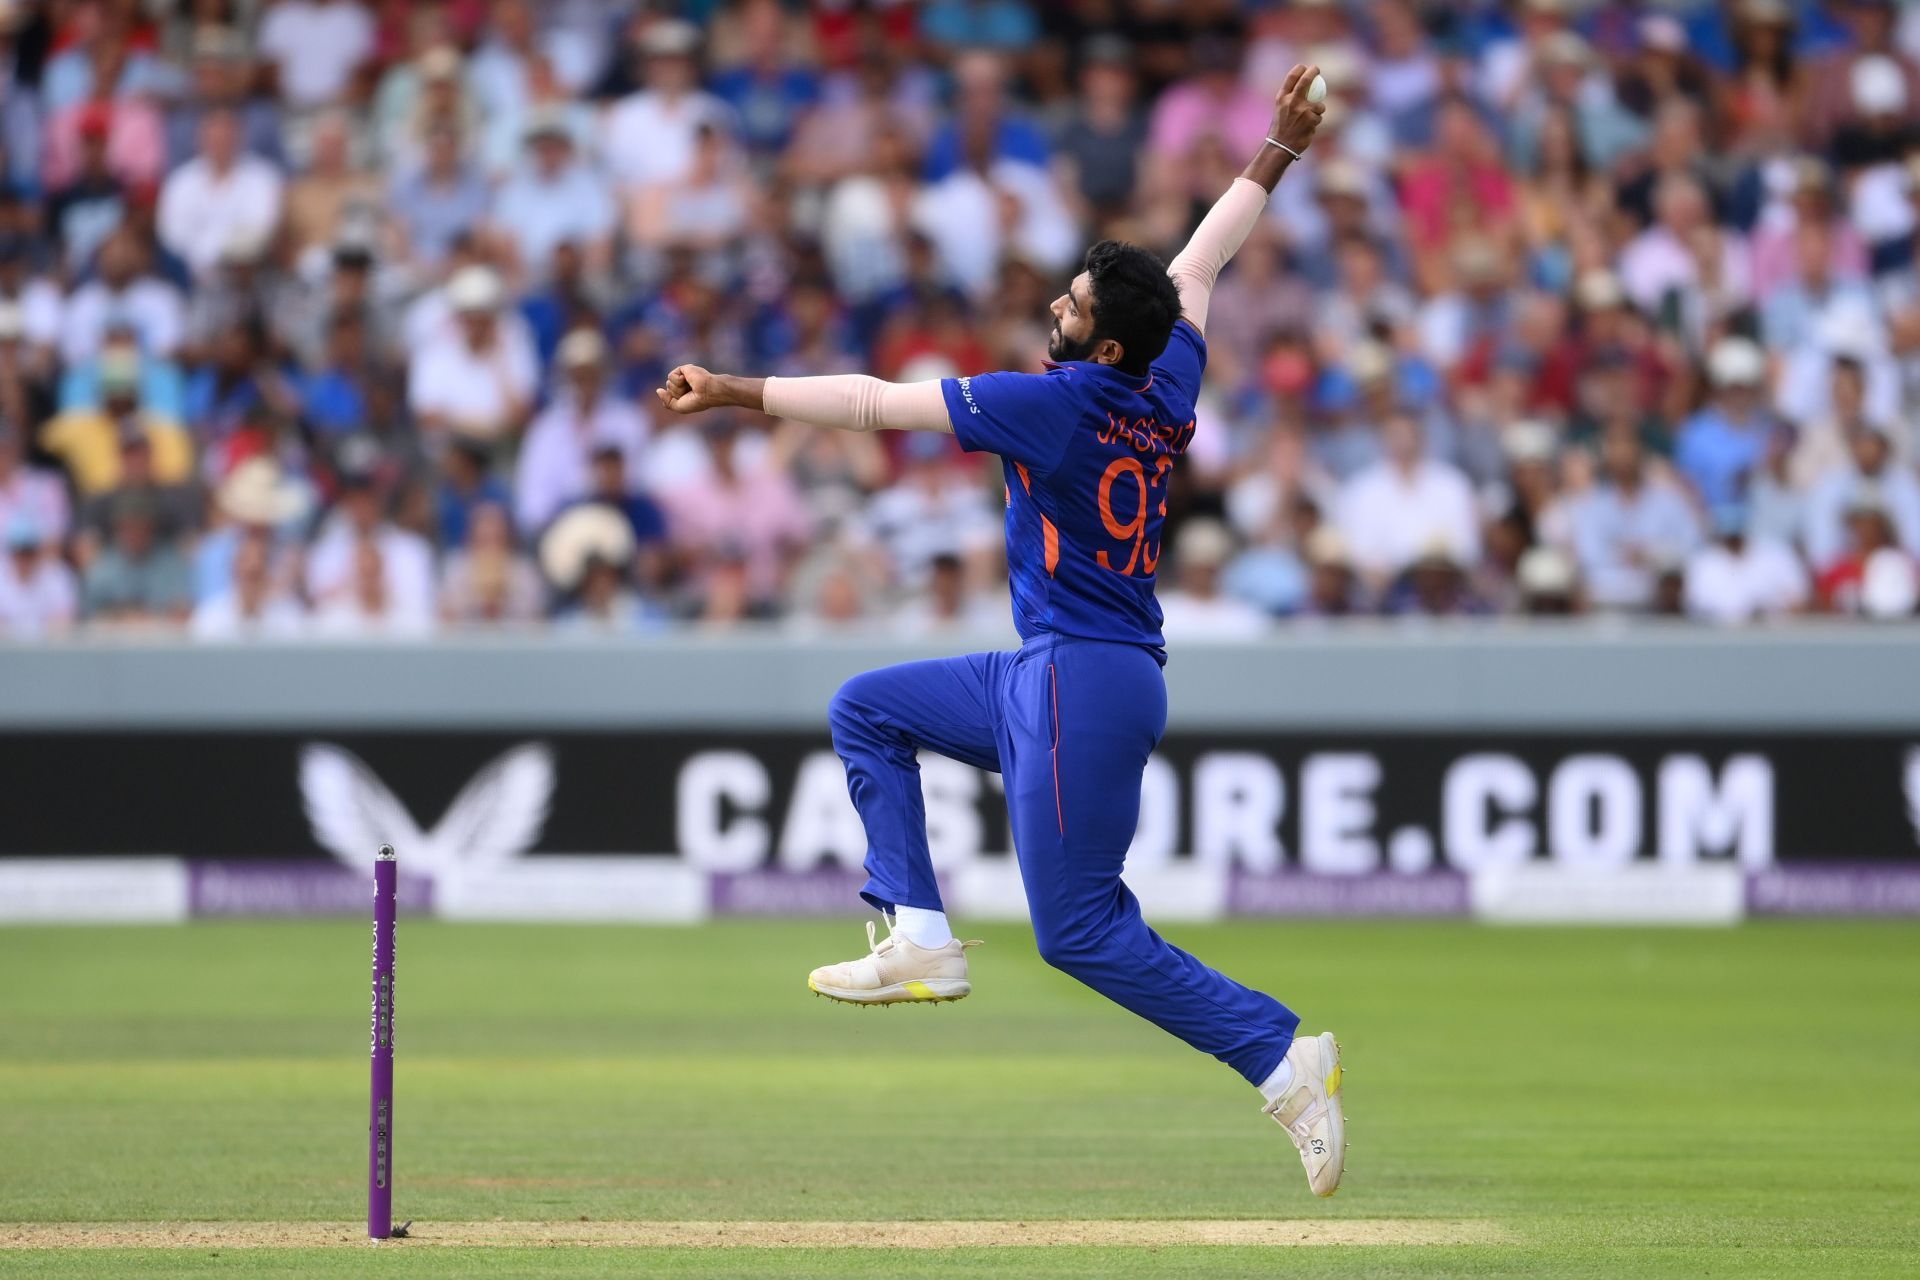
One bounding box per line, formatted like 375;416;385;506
1165;177;1271;334
761;375;953;434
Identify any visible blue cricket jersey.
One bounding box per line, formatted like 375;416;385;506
940;318;1205;659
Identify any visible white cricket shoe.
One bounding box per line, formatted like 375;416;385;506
1263;1031;1346;1196
807;918;979;1005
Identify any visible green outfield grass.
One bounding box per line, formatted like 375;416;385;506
1;919;1916;1278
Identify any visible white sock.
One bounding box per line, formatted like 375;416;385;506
1257;1056;1295;1105
891;905;954;948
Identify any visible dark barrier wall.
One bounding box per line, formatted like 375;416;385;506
3;629;1918;867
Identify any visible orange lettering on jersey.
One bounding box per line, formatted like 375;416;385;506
1042;514;1059;576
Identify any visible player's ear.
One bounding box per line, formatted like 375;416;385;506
1094;338;1125;367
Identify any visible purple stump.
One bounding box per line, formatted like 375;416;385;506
368;845;397;1239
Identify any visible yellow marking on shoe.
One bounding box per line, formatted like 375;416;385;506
807;977;820;994
1324;1063;1343;1095
902;980;937;1000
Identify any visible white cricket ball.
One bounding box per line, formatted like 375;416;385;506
1306;74;1328;104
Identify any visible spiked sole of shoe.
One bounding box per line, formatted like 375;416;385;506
806;976;971;1005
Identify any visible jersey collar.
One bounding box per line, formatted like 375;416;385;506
1043;358;1154;393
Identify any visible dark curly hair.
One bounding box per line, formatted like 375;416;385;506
1082;239;1184;377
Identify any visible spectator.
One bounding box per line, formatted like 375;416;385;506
40;350;194;498
0;514;78;637
893;550;1008;638
190;527;307;640
541;502;648;630
709;0;820;157
164;26;283;169
1159;519;1270;640
1790;354;1900;489
1568;430;1704;611
624;123;753;274
1516;545;1583;617
1675;336;1778;510
406;266;536;444
858;432;998;593
1683;503;1808;623
58;320;186;420
440;500;544;625
46;106;130;273
912;115;1077;300
602;20;731;194
490;108;616;283
435;437;512;550
1803;424;1920;570
1816;495;1920;618
1145;34;1268;167
82;494;193;624
194;456;312;610
662;419;809;614
385;122;490;272
156;108;284;280
922;49;1049;182
576;444;670;594
515;330;649;535
59;229;184;365
313;535;434;638
0;422;68;547
1334;411;1480;591
78;432;199;554
283;110;381;260
257;0;376;110
1052;37;1146;224
305;456;435;631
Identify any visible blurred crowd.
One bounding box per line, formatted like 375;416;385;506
3;0;1920;641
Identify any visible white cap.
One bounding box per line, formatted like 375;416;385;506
1575;269;1625;310
1503;419;1560;464
418;45;464;82
557;329;608;368
1348;341;1393;384
1317;158;1368;199
639;18;700;57
1176;518;1234;570
898;354;961;383
1517;546;1578;597
540;503;636;591
1861;547;1920;618
446;265;503;313
1305;525;1352;569
1852;55;1908;118
217;457;311;527
1707;336;1766;388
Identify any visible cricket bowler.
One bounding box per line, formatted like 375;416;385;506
659;65;1344;1197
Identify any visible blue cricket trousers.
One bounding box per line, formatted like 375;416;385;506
827;633;1300;1084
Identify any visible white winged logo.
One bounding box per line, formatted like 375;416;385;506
299;741;556;876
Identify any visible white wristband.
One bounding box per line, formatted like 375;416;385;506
1264;136;1303;161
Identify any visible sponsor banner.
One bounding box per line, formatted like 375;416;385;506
0;858;189;923
189;862;434;918
1227;870;1469;918
3;729;1919;872
1746;866;1920;917
1;730;1917;921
